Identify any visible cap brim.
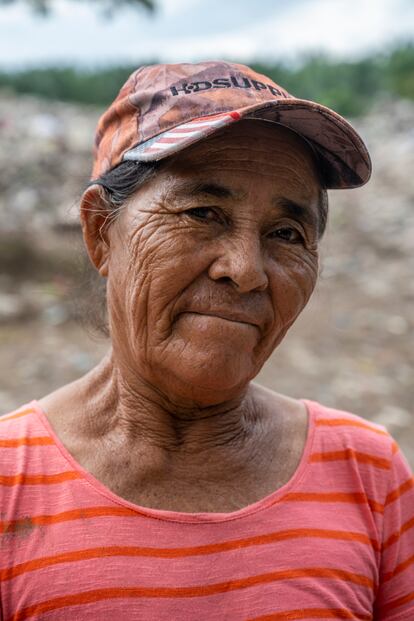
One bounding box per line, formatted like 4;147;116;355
123;99;371;190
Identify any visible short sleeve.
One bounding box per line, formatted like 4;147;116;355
374;442;414;620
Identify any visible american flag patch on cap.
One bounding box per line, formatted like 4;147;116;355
123;111;241;162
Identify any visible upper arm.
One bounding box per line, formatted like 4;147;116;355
374;442;414;620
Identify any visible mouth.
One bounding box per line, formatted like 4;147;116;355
179;311;260;330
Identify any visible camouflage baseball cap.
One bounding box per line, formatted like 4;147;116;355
92;60;372;189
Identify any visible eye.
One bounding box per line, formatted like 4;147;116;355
268;227;303;243
184;207;222;223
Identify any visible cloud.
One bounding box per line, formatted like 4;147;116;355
0;0;412;68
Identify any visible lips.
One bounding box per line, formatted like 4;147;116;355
176;290;273;336
178;308;267;333
188;310;257;326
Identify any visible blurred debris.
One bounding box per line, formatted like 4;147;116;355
0;91;96;233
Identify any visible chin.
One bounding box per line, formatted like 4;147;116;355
160;348;259;403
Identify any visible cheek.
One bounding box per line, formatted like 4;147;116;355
269;250;319;333
111;220;207;340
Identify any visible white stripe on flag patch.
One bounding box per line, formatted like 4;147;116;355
123;112;239;161
178;115;233;129
147;142;177;151
162;130;198;138
151;128;207;147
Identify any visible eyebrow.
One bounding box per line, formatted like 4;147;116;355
275;197;319;230
182;181;238;200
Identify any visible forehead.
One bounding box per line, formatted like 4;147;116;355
161;120;322;199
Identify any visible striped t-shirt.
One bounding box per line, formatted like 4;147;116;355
0;399;413;621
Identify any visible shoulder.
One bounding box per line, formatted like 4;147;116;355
305;399;395;460
0;401;41;431
303;400;406;512
0;402;47;504
0;401;50;462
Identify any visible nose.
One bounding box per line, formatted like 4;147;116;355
208;234;269;293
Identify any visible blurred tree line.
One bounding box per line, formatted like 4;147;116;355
0;43;413;117
0;0;154;16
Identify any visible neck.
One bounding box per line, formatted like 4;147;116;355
75;348;265;458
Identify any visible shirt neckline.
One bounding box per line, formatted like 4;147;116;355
29;398;316;524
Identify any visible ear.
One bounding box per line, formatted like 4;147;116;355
80;184;112;277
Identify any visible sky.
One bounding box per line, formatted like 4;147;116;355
0;0;413;68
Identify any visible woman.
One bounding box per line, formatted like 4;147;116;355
1;61;413;620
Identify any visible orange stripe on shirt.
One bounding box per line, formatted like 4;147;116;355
0;437;54;447
383;516;414;550
310;449;391;470
391;441;399;455
379;589;414;614
0;408;35;422
316;418;388;437
10;569;374;621
1;529;379;580
0;506;140;535
248;608;372;620
285;491;384;514
385;477;414;506
0;471;82;486
383;553;414;582
12;497;378;539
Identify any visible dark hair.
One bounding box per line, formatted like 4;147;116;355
90;160;161;211
82;158;328;336
318;188;329;238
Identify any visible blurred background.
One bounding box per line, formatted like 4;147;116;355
0;0;413;463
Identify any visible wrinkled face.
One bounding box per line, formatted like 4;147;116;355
103;121;322;404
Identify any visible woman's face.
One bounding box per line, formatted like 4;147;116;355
96;121;322;405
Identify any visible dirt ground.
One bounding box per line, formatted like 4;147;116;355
0;94;413;466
